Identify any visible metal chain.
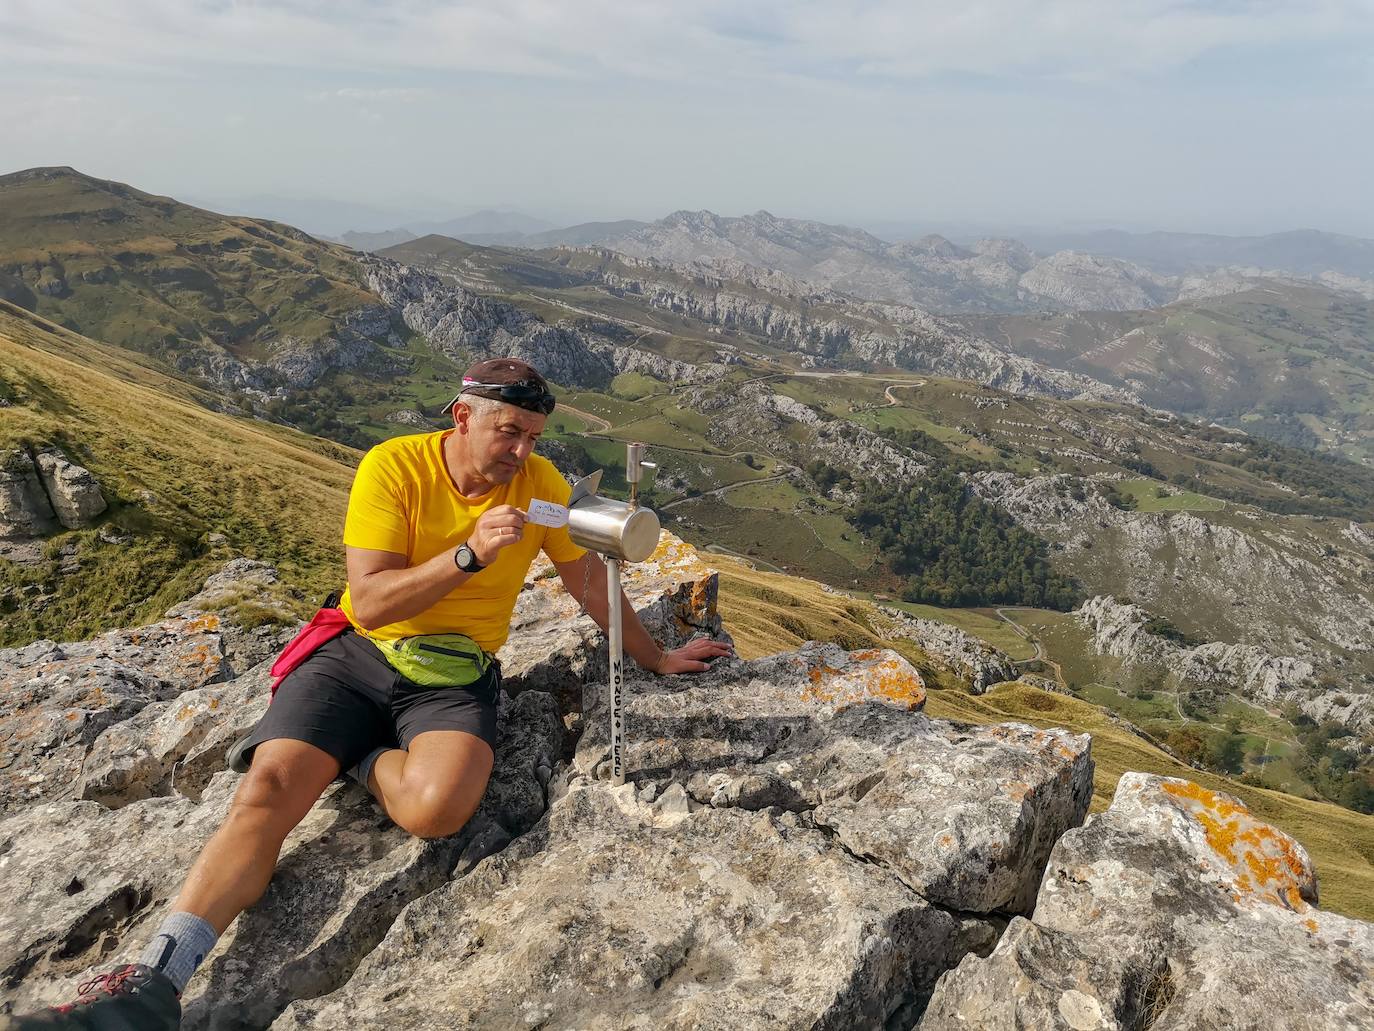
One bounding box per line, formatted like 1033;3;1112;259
579;554;592;616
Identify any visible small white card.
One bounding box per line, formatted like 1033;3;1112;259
526;499;569;528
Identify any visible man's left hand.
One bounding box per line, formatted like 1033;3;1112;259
656;637;734;674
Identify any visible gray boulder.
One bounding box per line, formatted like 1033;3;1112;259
0;449;56;538
275;781;998;1030
573;642;1092;915
0;558;298;816
0;618;229;815
922;772;1374;1030
33;449;106;529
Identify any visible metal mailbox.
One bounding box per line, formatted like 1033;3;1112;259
565;450;660;563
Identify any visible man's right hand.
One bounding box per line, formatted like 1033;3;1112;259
468;505;528;566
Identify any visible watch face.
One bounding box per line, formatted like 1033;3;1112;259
457;545;476;570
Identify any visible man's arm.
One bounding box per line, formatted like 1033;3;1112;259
553;552;733;674
348;505;528;631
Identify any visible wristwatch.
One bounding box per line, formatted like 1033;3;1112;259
454;541;484;573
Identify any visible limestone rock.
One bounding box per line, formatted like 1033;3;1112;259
599;254;1127;401
2;690;565;1028
274;782;999;1030
360;256;618;389
0;615;229;815
972;472;1374;732
32;449;106;529
383;408;431;427
574;642;1092;916
1017;251;1174;312
871;604;1018;693
0;777;237;1002
76;660;271;807
0;449;56;538
922;773;1374;1030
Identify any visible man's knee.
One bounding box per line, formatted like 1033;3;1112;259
397;780;486;840
229;741;337;825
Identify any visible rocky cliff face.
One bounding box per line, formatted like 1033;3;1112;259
360;256;713;390
595;254;1134;402
1074;595;1369;729
0;536;1368;1028
971;471;1374;729
574;210;1213;315
675;378;928;481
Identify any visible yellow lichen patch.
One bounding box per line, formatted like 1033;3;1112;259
1160;779;1313;912
799;654;926;712
1005;780;1032;803
184;613;221;633
1304;918;1319;934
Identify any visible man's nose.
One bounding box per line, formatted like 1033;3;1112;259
512;437;535;461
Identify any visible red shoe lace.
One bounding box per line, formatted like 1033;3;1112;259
76;966;138;1000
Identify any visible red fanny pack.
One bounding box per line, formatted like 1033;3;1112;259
270;606;351;696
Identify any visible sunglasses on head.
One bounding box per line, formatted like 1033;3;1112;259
448;380;557;415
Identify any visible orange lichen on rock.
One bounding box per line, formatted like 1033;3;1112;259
798;653;926;712
1160;779;1314;912
184;613;221;633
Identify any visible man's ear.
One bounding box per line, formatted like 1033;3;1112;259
453;400;471;435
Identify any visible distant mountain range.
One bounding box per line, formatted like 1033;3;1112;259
1014;228;1374;279
350;209;1374;316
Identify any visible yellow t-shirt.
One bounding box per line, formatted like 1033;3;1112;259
339;431;585;651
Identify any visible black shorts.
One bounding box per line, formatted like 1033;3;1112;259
240;629;501;772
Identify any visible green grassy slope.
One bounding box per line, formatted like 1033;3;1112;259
0;167;377;360
0;303;355;644
957;285;1374;463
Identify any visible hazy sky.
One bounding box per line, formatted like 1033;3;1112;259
2;0;1372;237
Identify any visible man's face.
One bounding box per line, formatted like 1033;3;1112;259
456;399;546;485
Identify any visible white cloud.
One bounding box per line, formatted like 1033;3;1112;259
1;0;1370;85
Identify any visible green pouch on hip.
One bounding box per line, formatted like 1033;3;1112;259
379;633;491;688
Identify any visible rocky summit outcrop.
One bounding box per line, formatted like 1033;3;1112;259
276;642;1092;1029
0;447;105;538
0;532;1107;1029
922;773;1374;1030
3;532;1366;1029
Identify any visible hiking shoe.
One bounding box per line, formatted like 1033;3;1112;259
0;964;181;1030
226;734;254;774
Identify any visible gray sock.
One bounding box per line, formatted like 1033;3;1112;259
347;746;389;789
138;911;218;994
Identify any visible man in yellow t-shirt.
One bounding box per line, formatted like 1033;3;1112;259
22;358;731;1025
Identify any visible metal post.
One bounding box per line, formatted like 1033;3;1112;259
607;555;625;785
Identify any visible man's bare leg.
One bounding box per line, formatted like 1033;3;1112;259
367;730;494;839
173;738;343;932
